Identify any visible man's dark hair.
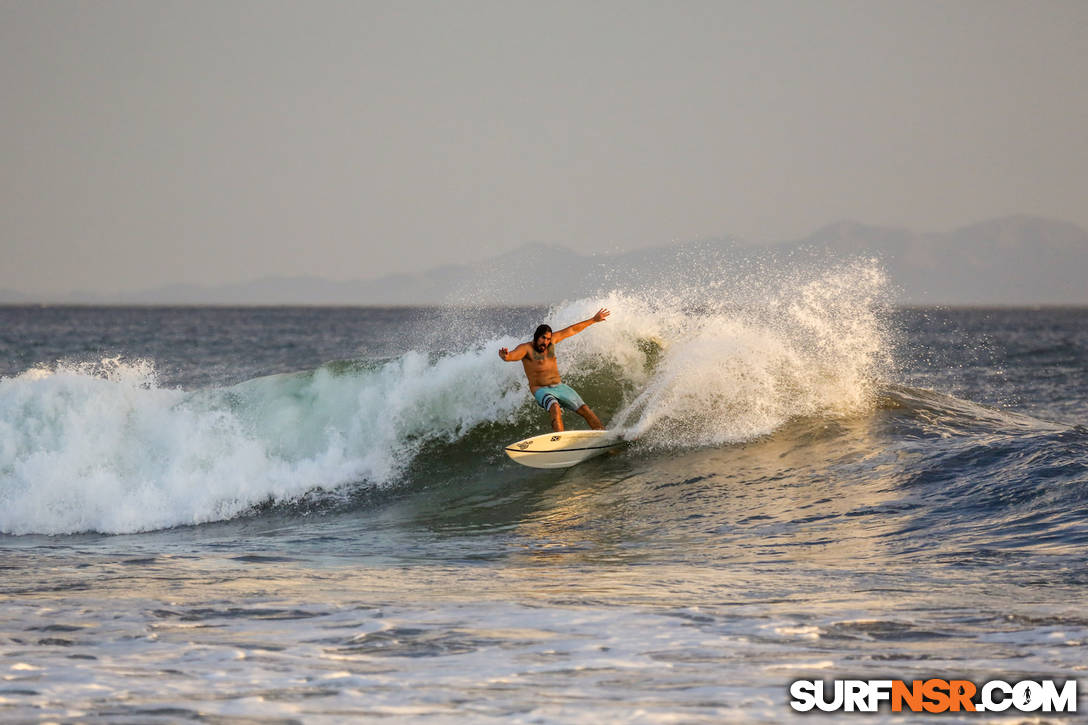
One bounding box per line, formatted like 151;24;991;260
533;324;552;341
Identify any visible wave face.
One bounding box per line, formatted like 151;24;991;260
3;259;896;535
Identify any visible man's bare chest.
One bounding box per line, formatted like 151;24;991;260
522;355;557;371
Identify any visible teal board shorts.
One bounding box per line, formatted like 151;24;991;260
534;383;586;412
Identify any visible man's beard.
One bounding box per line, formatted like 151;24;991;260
535;341;547;352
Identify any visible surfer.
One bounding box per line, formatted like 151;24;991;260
498;309;610;432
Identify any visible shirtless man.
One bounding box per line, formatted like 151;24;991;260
498;308;610;432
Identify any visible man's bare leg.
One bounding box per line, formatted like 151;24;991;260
576;405;605;430
549;404;564;432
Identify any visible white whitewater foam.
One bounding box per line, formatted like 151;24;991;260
0;350;529;535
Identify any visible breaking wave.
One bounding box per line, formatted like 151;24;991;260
1;260;895;535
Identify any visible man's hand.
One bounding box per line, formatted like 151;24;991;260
593;308;610;323
499;344;527;361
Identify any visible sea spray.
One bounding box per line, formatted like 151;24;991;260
553;259;893;447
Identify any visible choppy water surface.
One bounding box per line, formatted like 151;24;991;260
2;268;1086;722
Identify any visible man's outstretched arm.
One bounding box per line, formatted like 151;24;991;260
498;343;529;361
552;308;610;343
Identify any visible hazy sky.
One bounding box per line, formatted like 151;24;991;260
2;0;1086;296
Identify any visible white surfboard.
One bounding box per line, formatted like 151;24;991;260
504;430;626;469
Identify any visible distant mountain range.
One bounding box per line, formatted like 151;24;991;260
784;215;1088;305
5;215;1087;305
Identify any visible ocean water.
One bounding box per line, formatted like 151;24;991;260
1;263;1086;722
